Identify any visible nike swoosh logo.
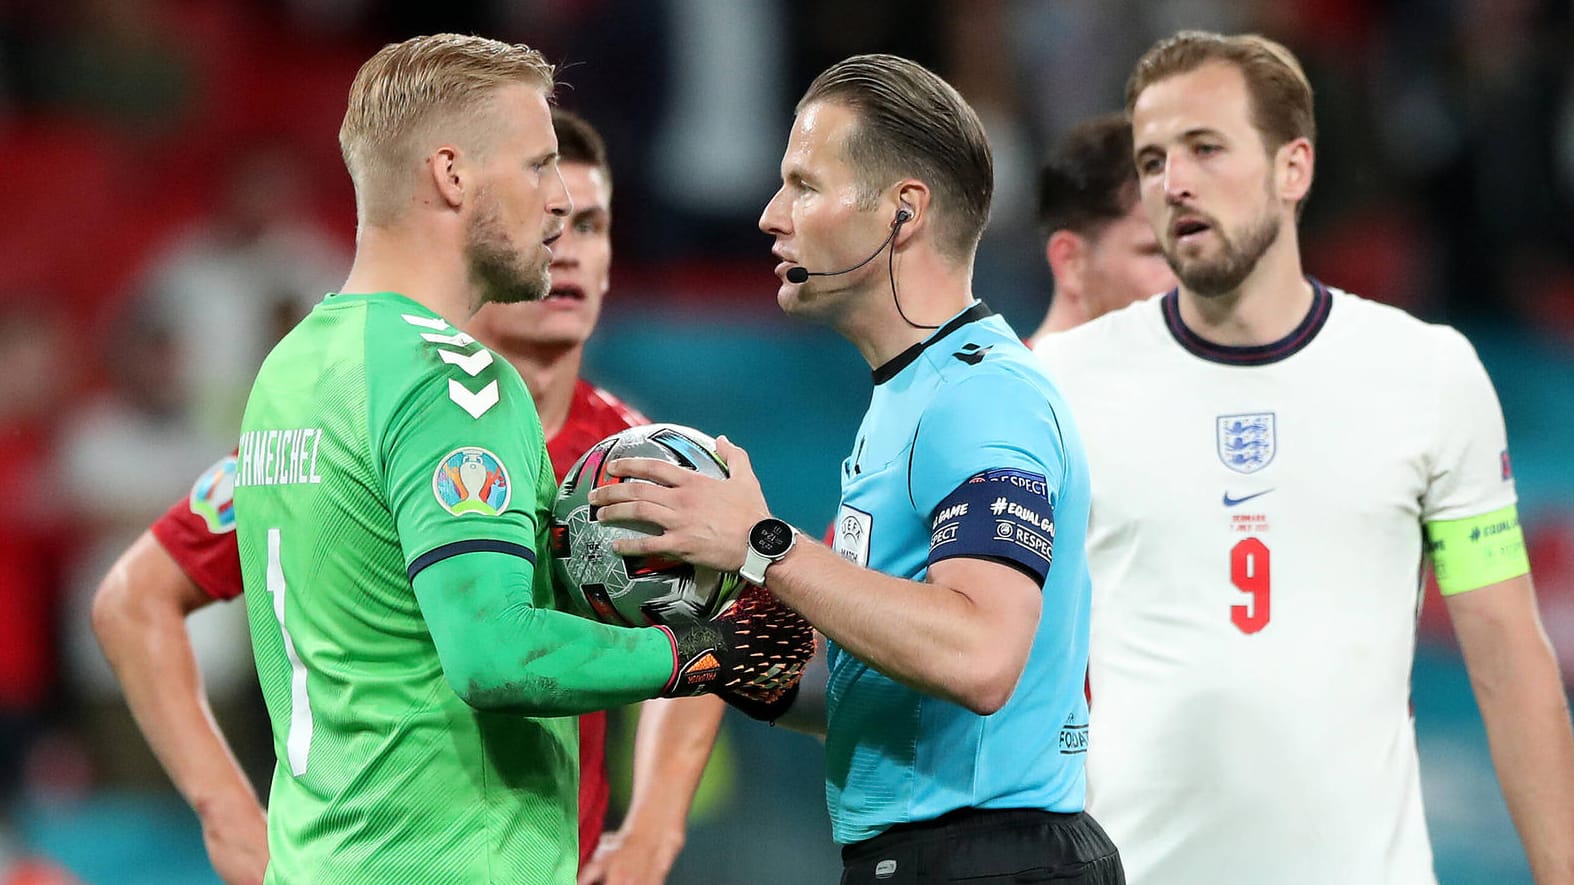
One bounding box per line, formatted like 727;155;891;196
1222;489;1274;507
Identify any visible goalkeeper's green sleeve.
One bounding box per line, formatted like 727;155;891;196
413;550;674;715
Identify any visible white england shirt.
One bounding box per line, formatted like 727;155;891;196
1034;281;1517;885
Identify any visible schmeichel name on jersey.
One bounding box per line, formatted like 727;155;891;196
236;427;326;487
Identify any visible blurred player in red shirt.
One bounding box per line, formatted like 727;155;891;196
91;109;723;885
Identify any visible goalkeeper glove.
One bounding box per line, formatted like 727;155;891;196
720;681;801;723
658;584;814;698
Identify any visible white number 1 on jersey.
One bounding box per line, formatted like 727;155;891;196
267;528;315;775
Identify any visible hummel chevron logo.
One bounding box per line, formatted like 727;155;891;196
422;330;476;347
953;343;992;365
402;314;450;331
439;348;493;376
1222;489;1274;507
449;379;499;418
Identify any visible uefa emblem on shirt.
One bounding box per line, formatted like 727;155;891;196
1217;413;1276;474
188;454;238;534
432;447;511;516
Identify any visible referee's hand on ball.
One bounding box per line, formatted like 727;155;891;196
592;436;765;573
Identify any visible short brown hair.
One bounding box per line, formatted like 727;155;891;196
799;54;993;262
339;34;556;224
1037;114;1139;238
551;108;611;191
1125;31;1315;154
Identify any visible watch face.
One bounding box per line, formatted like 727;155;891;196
749;518;794;557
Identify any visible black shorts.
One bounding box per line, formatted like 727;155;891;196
840;808;1124;885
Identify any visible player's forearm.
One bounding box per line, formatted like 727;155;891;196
765;542;1026;714
1484;698;1574;883
621;696;725;852
92;540;262;817
1471;654;1574;883
1450;579;1574;883
415;551;675;715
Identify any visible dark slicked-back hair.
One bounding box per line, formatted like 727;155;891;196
551;108;612;190
799;54;993;262
1037;114;1139;238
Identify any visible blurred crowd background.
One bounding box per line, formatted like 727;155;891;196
1;0;1572;883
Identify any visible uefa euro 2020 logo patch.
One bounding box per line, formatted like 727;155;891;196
433;447;511;516
188;454;238;534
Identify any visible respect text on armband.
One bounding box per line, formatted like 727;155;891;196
928;467;1055;579
965;467;1050;499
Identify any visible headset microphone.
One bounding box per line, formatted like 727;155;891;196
784;209;911;284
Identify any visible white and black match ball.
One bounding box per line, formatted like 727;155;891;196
550;424;745;627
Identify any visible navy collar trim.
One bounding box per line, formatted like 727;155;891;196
1162;278;1332;366
872;302;995;385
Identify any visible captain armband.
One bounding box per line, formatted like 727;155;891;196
1424;504;1530;596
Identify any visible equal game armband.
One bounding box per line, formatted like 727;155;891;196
927;468;1055;584
1424;504;1530;596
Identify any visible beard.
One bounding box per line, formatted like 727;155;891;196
1164;202;1281;298
466;196;550;306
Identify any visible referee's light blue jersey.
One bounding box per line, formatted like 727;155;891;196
825;302;1093;845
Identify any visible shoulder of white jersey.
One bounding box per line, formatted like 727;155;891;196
1321;285;1480;360
1032;291;1167;371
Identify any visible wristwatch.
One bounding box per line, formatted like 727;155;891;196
740;517;797;585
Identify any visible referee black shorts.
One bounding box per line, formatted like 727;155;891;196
840;808;1123;885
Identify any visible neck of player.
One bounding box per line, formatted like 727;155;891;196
341;223;478;328
502;343;584;439
1176;223;1314;347
1031;296;1085;341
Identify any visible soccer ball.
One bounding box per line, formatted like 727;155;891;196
550;424;745;627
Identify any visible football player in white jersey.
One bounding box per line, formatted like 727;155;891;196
1034;30;1574;885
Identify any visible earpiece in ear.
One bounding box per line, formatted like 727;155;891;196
894;207;913;225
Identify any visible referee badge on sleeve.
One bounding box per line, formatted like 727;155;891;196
432;447;511;516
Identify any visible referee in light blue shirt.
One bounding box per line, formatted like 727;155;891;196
587;53;1121;884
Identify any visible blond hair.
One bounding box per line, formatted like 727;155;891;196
339;34;556;225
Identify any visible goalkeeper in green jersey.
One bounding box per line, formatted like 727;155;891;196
232;34;813;885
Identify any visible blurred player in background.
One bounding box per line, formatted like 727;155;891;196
93;35;802;885
1035;30;1574;885
1028;113;1176;343
591;54;1121;884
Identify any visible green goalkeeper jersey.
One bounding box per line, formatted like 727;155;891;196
234;291;671;884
